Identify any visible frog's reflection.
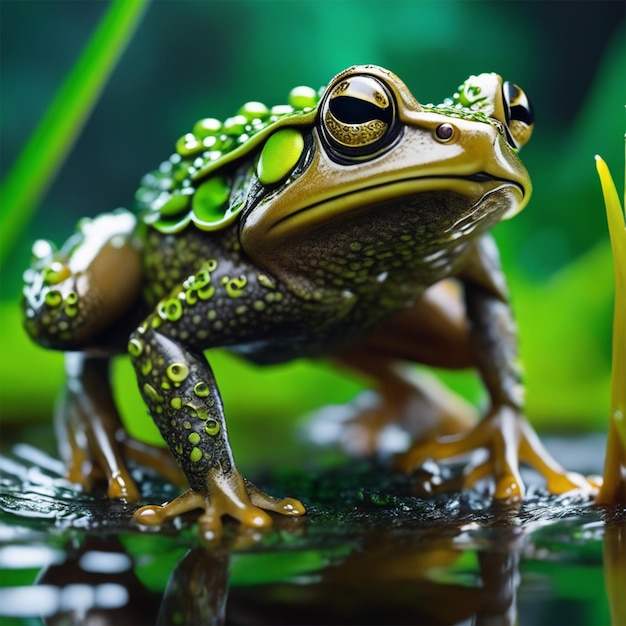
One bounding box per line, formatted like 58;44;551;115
34;523;522;626
229;534;521;625
30;509;623;626
157;547;230;626
155;525;524;626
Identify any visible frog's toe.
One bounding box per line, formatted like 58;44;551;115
107;471;141;502
396;405;598;500
134;489;206;526
134;471;305;536
517;417;599;496
246;480;306;517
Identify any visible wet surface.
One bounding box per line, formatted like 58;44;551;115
0;431;624;625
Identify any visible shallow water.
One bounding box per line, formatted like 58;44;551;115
0;431;624;626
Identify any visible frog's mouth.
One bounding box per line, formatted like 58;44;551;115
242;118;531;252
261;174;526;240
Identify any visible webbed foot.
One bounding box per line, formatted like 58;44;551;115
395;405;600;500
134;467;305;538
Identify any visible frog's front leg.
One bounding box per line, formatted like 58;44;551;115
128;324;305;535
396;235;598;500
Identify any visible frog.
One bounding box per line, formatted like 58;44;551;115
22;65;597;537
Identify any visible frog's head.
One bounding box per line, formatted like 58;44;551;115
240;65;533;268
138;65;533;279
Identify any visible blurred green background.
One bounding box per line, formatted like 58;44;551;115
1;1;624;455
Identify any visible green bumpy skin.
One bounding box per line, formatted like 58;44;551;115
136;85;319;234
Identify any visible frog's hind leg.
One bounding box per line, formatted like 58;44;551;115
392;238;599;500
22;210;143;351
315;281;478;458
57;353;187;500
57;353;142;501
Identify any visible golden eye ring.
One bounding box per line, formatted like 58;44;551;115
319;73;400;162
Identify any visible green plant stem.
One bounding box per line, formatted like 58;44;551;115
594;154;625;505
0;0;150;268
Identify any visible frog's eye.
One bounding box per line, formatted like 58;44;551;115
502;82;534;149
319;74;400;162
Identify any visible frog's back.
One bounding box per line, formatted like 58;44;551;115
134;87;321;237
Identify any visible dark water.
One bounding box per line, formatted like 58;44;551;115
0;432;624;626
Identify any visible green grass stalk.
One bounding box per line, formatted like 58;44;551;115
0;0;150;268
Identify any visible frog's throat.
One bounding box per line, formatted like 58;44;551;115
258;177;525;243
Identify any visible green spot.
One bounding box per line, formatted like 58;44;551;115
188;432;201;445
170;397;183;410
158;191;191;217
141;359;153;376
223;114;248;135
222;275;248;298
185;269;208;289
271;104;294;117
194;381;210;397
42;262;71;285
158;298;183;322
198;284;215;300
44;290;62;308
288;85;319;110
143;384;162;404
184;289;198;306
192;176;230;225
184;267;216;301
167;362;190;383
193;117;222;138
128;338;143;357
238;101;270;121
257;273;276;289
195;407;209;420
257;128;304;185
183;420;192;429
189;447;203;462
205;420;220;436
176;133;202;156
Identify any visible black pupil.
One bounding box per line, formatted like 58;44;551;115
329;96;391;126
